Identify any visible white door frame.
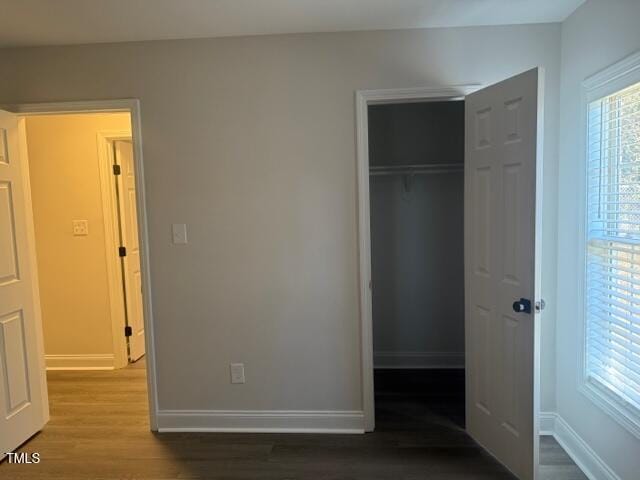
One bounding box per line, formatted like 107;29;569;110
355;86;480;431
97;130;134;370
3;99;159;431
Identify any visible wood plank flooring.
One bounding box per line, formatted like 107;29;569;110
539;436;587;480
1;364;585;479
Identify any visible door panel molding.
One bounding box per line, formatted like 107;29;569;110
0;180;20;285
0;309;31;418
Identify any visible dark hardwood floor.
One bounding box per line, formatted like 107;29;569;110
539;436;588;480
1;364;585;479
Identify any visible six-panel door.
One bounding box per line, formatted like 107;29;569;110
0;110;48;457
465;69;542;480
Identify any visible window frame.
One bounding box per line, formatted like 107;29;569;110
578;50;640;440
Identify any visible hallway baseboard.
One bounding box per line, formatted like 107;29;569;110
45;354;115;370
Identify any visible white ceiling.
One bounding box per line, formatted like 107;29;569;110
0;0;585;48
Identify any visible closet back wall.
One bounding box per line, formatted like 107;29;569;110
369;102;465;369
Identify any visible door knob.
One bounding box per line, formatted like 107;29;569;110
512;298;531;314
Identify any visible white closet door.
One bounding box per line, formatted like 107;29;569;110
465;68;543;480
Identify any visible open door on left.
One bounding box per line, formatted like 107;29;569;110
0;109;48;458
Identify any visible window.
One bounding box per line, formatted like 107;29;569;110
586;79;640;423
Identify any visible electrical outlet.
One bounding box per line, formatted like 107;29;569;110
72;220;89;236
172;223;188;244
230;363;245;384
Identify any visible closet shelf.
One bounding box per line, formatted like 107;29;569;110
369;163;463;176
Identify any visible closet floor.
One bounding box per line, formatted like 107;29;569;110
374;368;587;480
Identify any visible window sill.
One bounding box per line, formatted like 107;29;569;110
579;377;640;440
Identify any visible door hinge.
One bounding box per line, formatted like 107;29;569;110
118;246;127;257
113;164;121;175
124;325;132;337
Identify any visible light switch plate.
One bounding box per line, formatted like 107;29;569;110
72;220;89;236
172;223;188;244
230;363;245;384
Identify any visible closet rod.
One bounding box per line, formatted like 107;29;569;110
369;163;464;176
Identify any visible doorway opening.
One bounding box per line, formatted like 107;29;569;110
357;70;545;480
20;111;151;426
0;99;158;457
367;100;466;434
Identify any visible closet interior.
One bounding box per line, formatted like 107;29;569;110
368;100;466;431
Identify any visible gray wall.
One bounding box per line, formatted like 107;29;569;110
556;0;640;477
0;24;561;424
369;102;464;368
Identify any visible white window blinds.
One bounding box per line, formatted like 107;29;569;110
587;80;640;412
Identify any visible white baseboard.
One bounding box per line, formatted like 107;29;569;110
156;410;365;433
373;351;464;369
540;411;557;436
45;354;115;370
540;411;620;480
